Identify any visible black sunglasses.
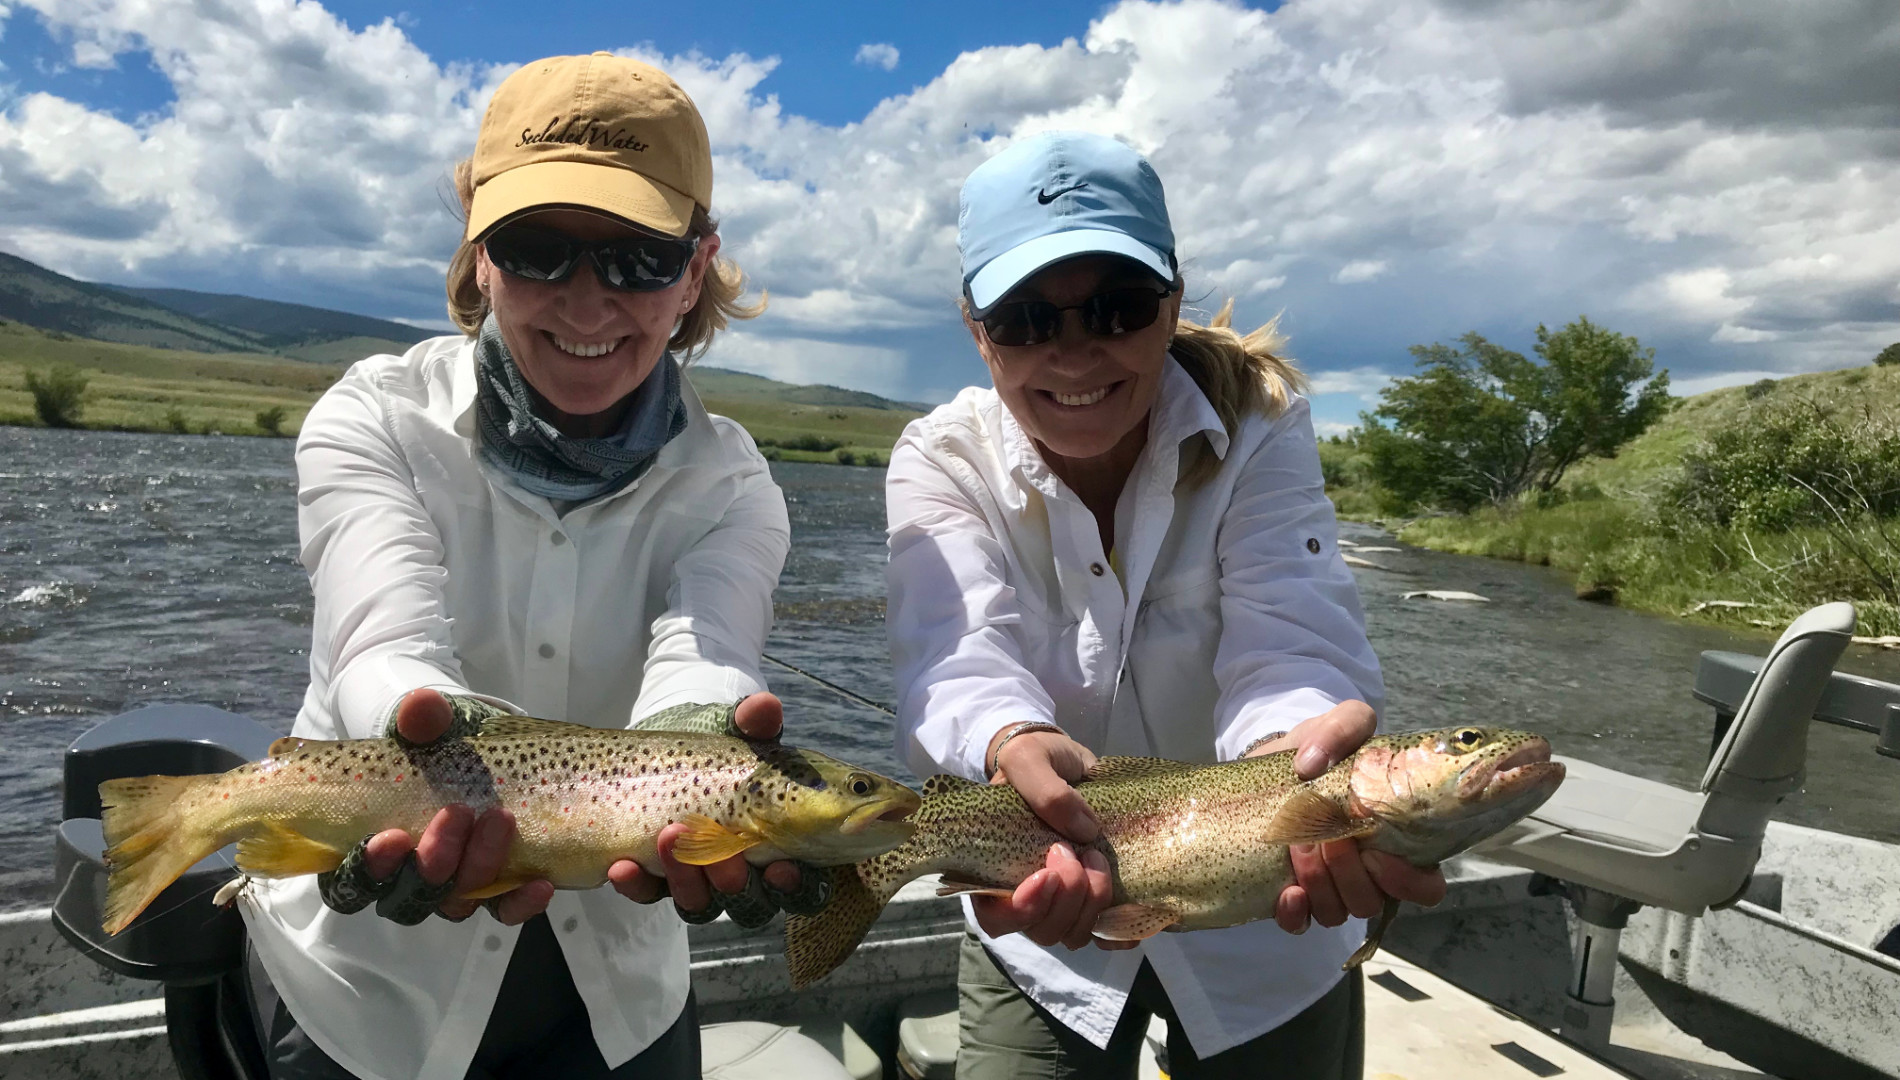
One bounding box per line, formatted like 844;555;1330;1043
979;286;1174;348
483;225;700;292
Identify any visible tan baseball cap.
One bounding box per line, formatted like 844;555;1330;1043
464;52;712;242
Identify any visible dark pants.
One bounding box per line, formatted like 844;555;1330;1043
956;933;1363;1080
246;915;700;1080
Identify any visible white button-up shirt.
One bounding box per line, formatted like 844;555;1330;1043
241;335;788;1080
885;356;1384;1057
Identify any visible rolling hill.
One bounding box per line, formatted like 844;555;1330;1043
113;286;432;360
0;250;426;361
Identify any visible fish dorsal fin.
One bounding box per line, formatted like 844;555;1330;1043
922;774;983;797
1082;757;1196;784
1263;788;1381;846
266;736;332;758
473;715;591;740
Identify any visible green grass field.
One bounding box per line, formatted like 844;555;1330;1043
0;320;921;462
1334;364;1900;636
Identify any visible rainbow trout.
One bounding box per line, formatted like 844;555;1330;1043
785;727;1563;988
99;715;921;935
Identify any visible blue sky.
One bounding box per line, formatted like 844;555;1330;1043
1;0;1896;431
4;1;1133;128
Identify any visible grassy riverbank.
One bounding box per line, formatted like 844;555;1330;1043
0;321;918;463
1329;364;1900;637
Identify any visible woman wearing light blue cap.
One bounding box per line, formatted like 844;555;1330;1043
884;131;1446;1076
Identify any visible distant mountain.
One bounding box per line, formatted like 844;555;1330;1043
114;286;434;353
690;366;930;412
0;250;264;353
0;249;429;361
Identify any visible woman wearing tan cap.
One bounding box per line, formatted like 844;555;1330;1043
239;53;811;1079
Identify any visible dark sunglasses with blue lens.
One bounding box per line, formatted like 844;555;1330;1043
482;224;700;292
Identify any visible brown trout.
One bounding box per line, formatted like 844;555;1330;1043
785;727;1563;988
99;716;921;935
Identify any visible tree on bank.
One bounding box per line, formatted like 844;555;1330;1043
1876;343;1900;367
1358;317;1671;512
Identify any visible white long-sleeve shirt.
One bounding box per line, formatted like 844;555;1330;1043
885;356;1384;1057
241;335;789;1080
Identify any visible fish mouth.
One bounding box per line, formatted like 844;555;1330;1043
840;791;922;835
1458;737;1560;801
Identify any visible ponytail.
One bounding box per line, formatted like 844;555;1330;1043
1170;293;1304;487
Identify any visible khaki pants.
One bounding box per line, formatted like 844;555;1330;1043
956;933;1362;1080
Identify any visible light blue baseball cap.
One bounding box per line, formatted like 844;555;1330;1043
958;131;1176;317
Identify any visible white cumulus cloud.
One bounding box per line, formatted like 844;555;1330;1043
1333;260;1388;285
854;42;899;71
0;0;1896;404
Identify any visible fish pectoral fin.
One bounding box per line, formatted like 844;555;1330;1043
922;774;983;798
235;822;347;877
934;874;1014;899
670;814;762;866
1081;757;1196;784
1263;788;1381;846
1345;896;1402;969
1092;903;1180;941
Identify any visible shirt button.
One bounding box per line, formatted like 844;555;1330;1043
1306;537;1322;554
1089;563;1105;576
538;643;556;659
551;532;568;546
483;935;501;952
563;916;579;933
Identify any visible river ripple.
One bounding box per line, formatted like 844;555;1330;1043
1;427;1895;909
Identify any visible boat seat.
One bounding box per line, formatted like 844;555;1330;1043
701;1022;860;1080
1479;601;1856;914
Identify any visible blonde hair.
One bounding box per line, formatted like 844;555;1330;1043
1170;292;1304;486
444;158;763;359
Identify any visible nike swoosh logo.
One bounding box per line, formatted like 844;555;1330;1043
1037;182;1088;204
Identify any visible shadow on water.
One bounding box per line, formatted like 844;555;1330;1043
1;432;1895;909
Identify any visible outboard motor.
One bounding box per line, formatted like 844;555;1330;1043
53;704;279;1080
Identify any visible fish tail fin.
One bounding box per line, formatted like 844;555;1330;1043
784;847;919;989
99;775;226;936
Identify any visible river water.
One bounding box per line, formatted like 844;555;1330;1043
2;426;1897;909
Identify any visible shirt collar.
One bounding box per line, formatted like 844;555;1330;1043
1001;352;1229;492
451;337;480;439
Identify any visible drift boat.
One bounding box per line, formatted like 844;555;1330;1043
6;603;1897;1079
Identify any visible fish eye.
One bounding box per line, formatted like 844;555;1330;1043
849;774;873;796
1453;728;1483;750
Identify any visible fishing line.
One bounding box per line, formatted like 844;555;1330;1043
760;652;895;717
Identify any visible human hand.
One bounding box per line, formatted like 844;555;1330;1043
969;728;1127;950
608;693;824;925
318;688;554;925
1246;701;1448;932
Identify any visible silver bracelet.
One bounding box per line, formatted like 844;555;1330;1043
1241;730;1291;759
988;721;1066;780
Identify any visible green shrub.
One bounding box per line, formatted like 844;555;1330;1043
834;449;858;466
1659;397;1900;531
165;407;190;433
1876;343;1900;367
255;405;288;435
759;445;782;461
1744;378;1776;400
23;365;89;427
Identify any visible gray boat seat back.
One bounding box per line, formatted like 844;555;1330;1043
1695;601;1855;842
701;1022;856;1080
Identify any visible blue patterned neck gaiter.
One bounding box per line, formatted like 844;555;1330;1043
473;314;688;503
